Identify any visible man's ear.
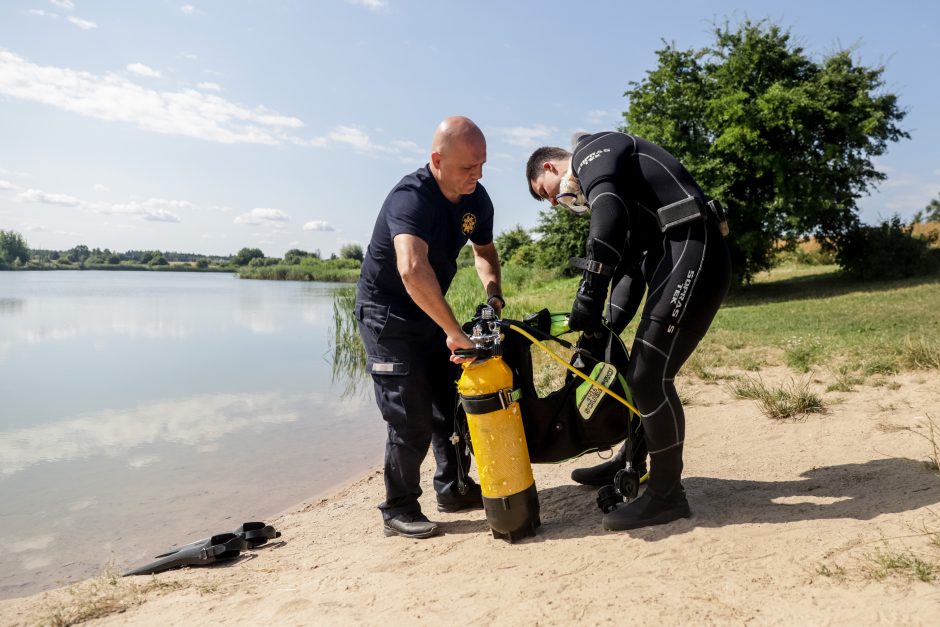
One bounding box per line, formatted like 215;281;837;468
431;151;442;169
542;161;556;174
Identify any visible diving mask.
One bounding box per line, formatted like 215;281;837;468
554;170;589;215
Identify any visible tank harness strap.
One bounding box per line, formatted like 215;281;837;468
569;257;614;277
460;387;520;414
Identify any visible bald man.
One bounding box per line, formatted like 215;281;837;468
356;116;503;539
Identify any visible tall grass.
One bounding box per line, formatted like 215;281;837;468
238;264;359;282
329;286;368;396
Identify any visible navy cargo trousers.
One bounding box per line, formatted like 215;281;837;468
355;299;470;521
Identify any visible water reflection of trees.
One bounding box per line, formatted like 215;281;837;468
0;298;24;313
330;287;369;397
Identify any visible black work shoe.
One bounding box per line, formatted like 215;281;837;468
383;512;440;539
436;482;484;513
571;447;647;487
602;485;690;531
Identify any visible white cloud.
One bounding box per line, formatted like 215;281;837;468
100;198;192;223
27;9;57;18
498;124;557;148
126;63;161;78
196;81;221;92
390;139;421;152
346;0;388;11
207;204;233;213
27;225;47;232
302;220;335;232
50;0;74;10
586;109;620;125
301;125;424;158
141;210;181;222
17;187;191;223
178;52;198;61
234;208;290;225
0;50;306;145
67;16;97;30
328;125;381;152
92;183;108;192
16;189;83;207
180;4;203;15
0;180;17;191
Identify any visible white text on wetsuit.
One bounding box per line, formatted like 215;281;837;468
578;148;611;170
667;270;696;334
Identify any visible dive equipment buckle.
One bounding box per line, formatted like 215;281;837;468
569;257;614;277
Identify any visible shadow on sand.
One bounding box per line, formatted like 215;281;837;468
439;457;940;542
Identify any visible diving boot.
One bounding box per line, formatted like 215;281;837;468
602;483;690;531
571;443;647;487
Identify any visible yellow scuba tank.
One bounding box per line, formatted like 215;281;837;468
456;305;540;542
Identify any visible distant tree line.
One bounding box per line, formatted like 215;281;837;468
0;230;367;276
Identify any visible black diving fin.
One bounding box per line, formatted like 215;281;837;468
123;522;281;576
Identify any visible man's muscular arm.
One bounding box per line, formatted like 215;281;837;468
394;233;474;359
471;241;503;315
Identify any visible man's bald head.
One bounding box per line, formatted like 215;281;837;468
429;116;487;202
432;116;485;154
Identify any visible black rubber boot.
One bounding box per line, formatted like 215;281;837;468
570;441;648;487
603;445;688;530
602;483;690;531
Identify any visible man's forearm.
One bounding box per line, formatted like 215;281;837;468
400;263;464;338
473;243;502;299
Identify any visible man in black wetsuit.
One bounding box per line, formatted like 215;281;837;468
357;116;504;539
526;132;731;530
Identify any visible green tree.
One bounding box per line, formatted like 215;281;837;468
66;244;90;263
233;247;264;266
624;19;908;282
494;225;533;264
533;206;590;275
284;248;310;264
912;193;940;224
0;230;30;266
339;243;364;261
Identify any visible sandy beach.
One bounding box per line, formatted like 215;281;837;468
3;365;940;626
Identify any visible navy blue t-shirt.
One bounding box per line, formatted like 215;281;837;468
357;165;494;313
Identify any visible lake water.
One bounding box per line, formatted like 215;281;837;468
0;271;384;599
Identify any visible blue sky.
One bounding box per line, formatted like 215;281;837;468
1;0;938;257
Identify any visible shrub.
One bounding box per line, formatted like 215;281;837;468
834;216;939;280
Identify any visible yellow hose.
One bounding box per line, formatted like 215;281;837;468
506;323;641;417
506;322;649;484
